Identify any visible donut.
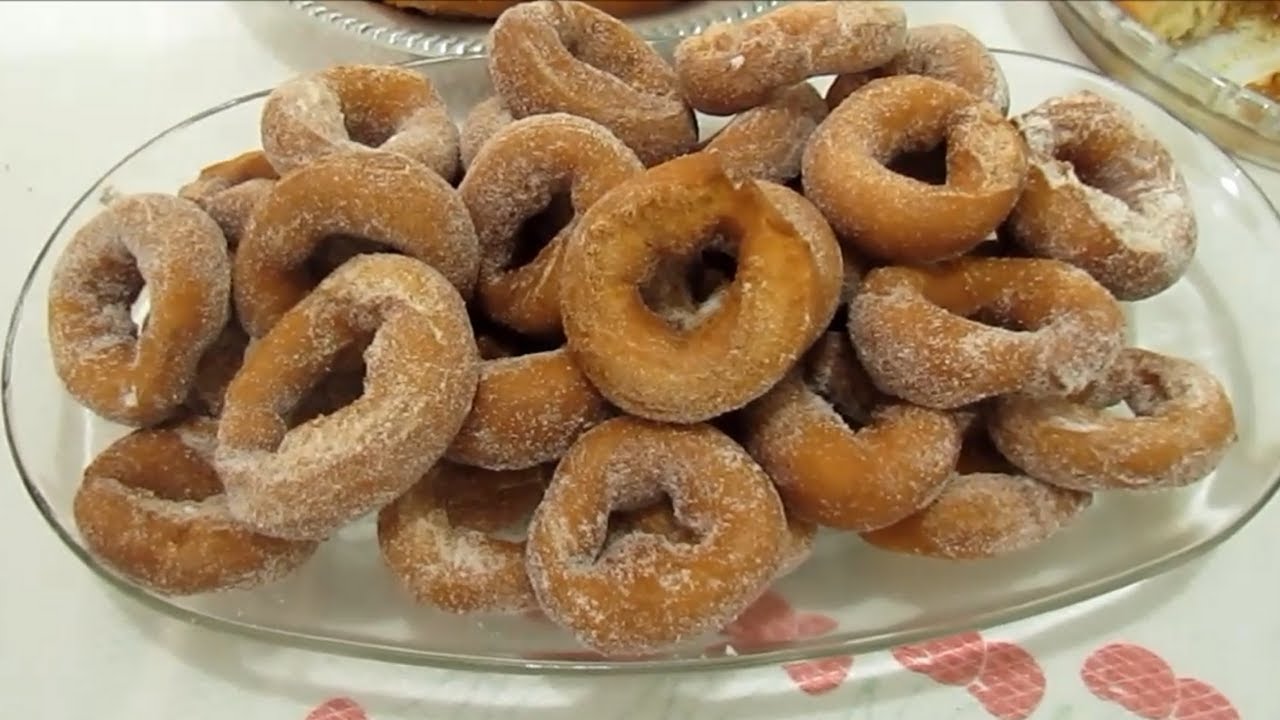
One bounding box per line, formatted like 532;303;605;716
525;416;788;655
377;461;551;614
446;347;612;470
561;152;832;423
383;0;686;19
234;151;479;338
260;64;460;180
487;0;697;166
178;150;278;246
803;74;1028;264
757;181;845;345
216;254;480;540
186;323;250;417
48;193;231;426
459;96;514;170
849;257;1127;410
702;83;828;184
989;348;1237;491
459;113;643;337
72;418;317;595
1007;91;1197;300
826;24;1010;115
674;1;907;115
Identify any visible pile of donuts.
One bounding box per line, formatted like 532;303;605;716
50;0;1238;656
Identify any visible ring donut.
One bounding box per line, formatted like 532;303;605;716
826;24;1009;115
73;417;317;595
378;461;551;614
459;96;515;170
48;193;231;426
560;152;831;423
803;74;1028;264
178;150;278;246
849;257;1127;410
743;334;962;531
1007;91;1197;300
487;0;697;166
459;113;643;337
674;1;907;115
234;151;479;338
261;64;460;180
525;416;787;655
216;254;480;540
989;348;1237;491
702;83;828;184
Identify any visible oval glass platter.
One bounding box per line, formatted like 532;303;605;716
288;0;780;56
6;48;1280;674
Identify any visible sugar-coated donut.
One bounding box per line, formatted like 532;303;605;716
743;351;962;531
178;150;278;246
459;113;643;336
674;1;907;115
186;323;250;417
849;257;1126;409
826;24;1009;115
560;152;830;423
989;348;1236;491
217;254;480;540
757;181;845;345
459;96;515;170
73;418;317;595
525;416;787;655
702;83;828;184
801;331;881;426
446;347;612;470
803;75;1028;264
234;151;479;338
378;461;551;614
48;193;231;427
487;0;697;166
261;64;460;180
1008;91;1197;300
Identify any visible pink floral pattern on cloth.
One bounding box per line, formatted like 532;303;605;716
893;631;1046;719
716;590;852;695
304;697;369;720
1081;642;1240;719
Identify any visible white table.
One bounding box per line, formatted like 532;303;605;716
0;2;1275;717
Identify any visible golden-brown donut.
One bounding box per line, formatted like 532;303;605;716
446;347;612;470
849;257;1127;410
216;254;480;540
459;113;643;336
178;150;278;246
826;24;1009;115
560;152;830;423
48;193;231;426
674;1;907;115
803;74;1028;264
702;83;828;184
459;96;515;170
73;418;317;595
1007;91;1197;300
487;0;697;166
261;64;460;180
186;323;250;417
377;461;551;614
234;151;479;338
525;416;787;655
989;348;1237;491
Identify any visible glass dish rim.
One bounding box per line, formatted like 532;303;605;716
287;0;781;57
6;48;1279;675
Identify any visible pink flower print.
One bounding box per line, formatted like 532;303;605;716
967;641;1047;720
1171;678;1240;720
719;590;851;695
305;697;369;720
893;631;987;686
783;655;856;696
1081;643;1241;720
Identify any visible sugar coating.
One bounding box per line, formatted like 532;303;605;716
989;348;1237;491
47;193;231;426
459;96;515;170
487;0;696;166
525;417;787;655
1009;91;1197;300
703;83;828;184
178;150;279;246
675;1;907;114
261;64;460;180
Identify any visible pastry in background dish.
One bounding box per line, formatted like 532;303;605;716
1113;0;1280;41
382;0;687;20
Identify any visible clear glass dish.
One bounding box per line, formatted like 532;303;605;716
6;48;1280;674
288;0;779;57
1053;0;1280;170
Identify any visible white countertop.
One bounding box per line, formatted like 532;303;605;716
1;2;1276;718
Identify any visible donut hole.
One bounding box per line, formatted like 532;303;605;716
885;141;949;186
637;236;739;331
128;281;152;335
91;429;224;502
508;191;575;270
307;234;397;278
599;495;700;561
282;337;370;428
800;334;881;427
